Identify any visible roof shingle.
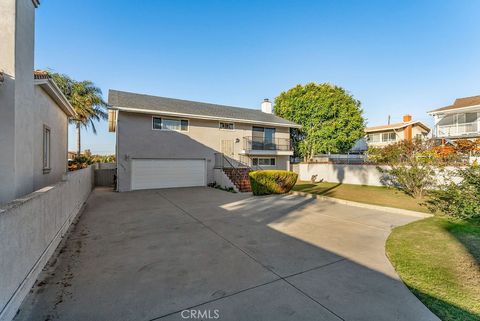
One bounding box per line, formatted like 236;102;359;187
108;90;300;128
429;95;480;113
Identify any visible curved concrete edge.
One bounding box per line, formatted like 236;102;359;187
289;191;433;218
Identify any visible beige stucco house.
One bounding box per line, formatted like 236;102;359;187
365;115;430;148
108;90;300;192
429;95;480;141
0;0;75;204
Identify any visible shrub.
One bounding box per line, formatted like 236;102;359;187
428;165;480;219
249;170;298;196
369;140;439;198
68;155;93;171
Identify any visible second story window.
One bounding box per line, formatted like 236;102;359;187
152;117;188;131
252;126;276;149
219;122;234;130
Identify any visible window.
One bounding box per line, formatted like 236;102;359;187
152;117;188;131
465;113;478;123
438;114;455;126
43;126;51;173
438;113;479;135
253;126;276;141
252;157;276;166
219;122;234;130
252;126;276;149
382;132;396;142
368;133;381;143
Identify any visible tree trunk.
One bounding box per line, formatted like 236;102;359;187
76;122;81;157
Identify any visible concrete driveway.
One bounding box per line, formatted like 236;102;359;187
15;187;439;321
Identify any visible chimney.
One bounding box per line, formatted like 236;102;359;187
261;98;272;114
403;114;413;141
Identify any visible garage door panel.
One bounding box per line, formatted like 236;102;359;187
131;159;206;190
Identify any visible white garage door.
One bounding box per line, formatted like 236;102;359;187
131;159;206;190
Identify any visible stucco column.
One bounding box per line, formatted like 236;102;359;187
0;0;37;202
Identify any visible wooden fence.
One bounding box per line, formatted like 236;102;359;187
94;168;116;187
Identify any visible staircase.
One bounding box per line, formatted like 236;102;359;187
222;167;252;192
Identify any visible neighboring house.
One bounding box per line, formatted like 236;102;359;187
108;90;300;192
428;95;480;141
365;115;430;148
0;0;75;203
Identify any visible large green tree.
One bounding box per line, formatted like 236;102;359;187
48;72;108;156
274;83;365;159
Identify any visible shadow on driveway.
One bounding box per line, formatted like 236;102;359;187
15;187;440;321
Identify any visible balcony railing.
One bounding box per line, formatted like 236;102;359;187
243;137;292;151
437;122;479;137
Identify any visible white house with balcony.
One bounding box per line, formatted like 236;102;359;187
429;95;480;141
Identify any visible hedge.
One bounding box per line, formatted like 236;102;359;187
249;170;298;196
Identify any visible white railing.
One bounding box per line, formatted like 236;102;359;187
437;122;479;137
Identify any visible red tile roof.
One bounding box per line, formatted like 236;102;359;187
33;70;49;79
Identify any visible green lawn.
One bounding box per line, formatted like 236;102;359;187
293;181;429;213
386;217;480;321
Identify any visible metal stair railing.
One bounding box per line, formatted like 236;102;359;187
214;153;253;183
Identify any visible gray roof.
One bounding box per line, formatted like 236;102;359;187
108;90;300;128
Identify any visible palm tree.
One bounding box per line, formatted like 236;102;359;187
49;72;108;156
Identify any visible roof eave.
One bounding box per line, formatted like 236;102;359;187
34;79;76;117
428;104;480;115
109;106;302;128
365;121;430;133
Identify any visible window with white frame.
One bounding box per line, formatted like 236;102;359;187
382;132;396;142
152;117;188;131
43;126;51;172
252;157;276;166
368;132;395;143
367;133;381;143
415;133;425;140
219;122;234;130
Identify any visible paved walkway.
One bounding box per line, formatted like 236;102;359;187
15;187;439;321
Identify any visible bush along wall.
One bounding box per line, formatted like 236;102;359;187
249;170;298;196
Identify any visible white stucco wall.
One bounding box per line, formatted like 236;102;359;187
299;163;461;187
299;163;389;186
33;86;69;191
0;0;70;204
0;166;94;321
12;0;36;198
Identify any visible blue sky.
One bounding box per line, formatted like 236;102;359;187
35;0;480;154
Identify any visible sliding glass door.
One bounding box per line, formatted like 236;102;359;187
252;127;276;150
